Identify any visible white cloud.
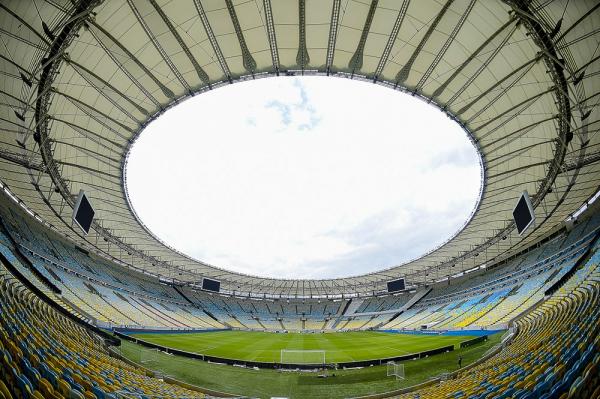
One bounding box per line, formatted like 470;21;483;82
126;77;482;279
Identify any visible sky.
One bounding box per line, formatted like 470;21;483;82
126;77;482;279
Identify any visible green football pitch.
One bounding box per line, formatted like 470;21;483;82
130;330;473;363
120;331;504;398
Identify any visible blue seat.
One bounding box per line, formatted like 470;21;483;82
19;357;31;370
533;379;550;396
23;364;41;385
16;374;33;397
513;390;529;399
548;382;567;399
92;386;106;399
562;367;577;386
39;363;59;387
544;371;556;384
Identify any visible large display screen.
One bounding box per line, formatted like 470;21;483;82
72;190;94;235
202;278;221;292
513;191;535;235
387;278;405;292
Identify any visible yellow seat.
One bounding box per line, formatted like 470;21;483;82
0;381;12;399
80;379;93;391
57;379;71;397
38;377;55;397
83;390;97;399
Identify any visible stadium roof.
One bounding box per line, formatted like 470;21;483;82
0;0;599;297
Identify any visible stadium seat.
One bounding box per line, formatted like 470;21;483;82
0;381;12;399
0;157;598;399
394;247;600;399
16;374;33;398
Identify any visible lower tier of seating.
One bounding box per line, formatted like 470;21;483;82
395;245;600;399
0;261;206;399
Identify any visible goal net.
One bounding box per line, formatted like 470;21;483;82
387;361;405;380
140;348;160;368
280;350;326;365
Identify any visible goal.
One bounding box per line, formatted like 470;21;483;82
140;347;160;367
280;349;326;366
387;361;405;380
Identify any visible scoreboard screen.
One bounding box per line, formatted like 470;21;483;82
202;278;221;292
387;278;405;293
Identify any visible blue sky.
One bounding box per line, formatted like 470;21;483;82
126;77;482;279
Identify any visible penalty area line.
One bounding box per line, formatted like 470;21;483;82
381;345;411;355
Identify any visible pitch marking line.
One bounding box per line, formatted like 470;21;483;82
381;345;411;355
195;344;219;353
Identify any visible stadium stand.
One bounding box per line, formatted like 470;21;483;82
1;194;600;337
0;261;206;399
396;239;600;399
1;190;600;398
381;219;598;332
1;0;599;397
1;208;599;398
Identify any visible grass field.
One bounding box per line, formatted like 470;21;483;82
119;331;503;398
130;330;473;364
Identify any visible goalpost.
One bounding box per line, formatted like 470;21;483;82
387;361;405;380
140;347;160;368
280;349;326;366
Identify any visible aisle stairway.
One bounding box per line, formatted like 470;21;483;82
343;298;365;316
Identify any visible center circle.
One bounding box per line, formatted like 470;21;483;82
125;76;483;279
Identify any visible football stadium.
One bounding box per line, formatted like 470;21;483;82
0;0;599;398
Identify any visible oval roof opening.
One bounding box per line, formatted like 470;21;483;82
125;76;483;279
